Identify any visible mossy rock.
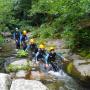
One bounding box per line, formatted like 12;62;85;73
85;54;90;59
6;63;31;73
66;62;81;79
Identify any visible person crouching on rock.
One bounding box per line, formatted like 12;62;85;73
35;44;47;64
25;39;38;59
45;47;59;72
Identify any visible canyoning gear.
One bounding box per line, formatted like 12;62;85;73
16;28;19;31
22;41;27;51
39;44;45;49
26;41;38;60
13;30;22;49
36;49;46;62
16;39;20;49
13;31;21;40
48;52;56;63
23;30;27;35
21;34;28;43
30;39;35;43
49;47;55;51
46;52;65;72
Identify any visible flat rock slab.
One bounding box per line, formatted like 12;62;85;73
11;59;33;67
0;73;11;90
73;60;90;76
16;70;27;78
10;79;48;90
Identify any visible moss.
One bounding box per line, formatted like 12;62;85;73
78;50;90;59
85;54;90;59
67;63;73;74
6;64;31;72
67;62;81;79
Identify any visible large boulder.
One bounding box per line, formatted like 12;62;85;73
0;73;12;90
65;59;90;87
73;60;90;76
10;79;48;90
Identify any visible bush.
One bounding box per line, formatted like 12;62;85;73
17;50;28;58
7;63;31;72
0;35;4;46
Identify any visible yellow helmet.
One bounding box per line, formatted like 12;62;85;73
30;39;35;43
23;30;27;35
39;44;45;49
49;47;55;51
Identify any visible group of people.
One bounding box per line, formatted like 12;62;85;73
13;28;67;72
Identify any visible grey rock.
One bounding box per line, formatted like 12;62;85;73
10;79;48;90
0;73;12;90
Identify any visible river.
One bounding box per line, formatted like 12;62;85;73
0;39;90;90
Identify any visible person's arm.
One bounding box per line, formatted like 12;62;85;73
45;54;49;64
35;52;39;62
57;53;69;62
20;35;22;43
26;35;29;41
25;45;30;51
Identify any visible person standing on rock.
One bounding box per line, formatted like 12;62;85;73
20;30;28;49
13;28;22;49
21;30;28;43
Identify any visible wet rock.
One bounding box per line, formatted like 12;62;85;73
0;73;12;90
10;79;48;90
11;59;33;67
46;81;64;90
66;60;90;87
16;70;27;78
25;71;46;80
73;60;90;76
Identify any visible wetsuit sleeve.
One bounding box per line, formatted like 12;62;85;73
57;53;64;61
35;52;39;62
45;54;49;64
20;35;22;43
26;36;29;41
25;45;30;51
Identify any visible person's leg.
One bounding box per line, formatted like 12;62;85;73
51;62;58;72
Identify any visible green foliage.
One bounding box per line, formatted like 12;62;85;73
0;0;90;54
78;50;90;59
7;63;31;72
17;50;28;58
0;35;4;46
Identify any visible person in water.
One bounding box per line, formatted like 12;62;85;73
45;47;67;72
35;44;47;63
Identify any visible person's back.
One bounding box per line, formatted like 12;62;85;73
13;28;21;49
21;30;28;43
48;52;56;63
29;43;38;53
